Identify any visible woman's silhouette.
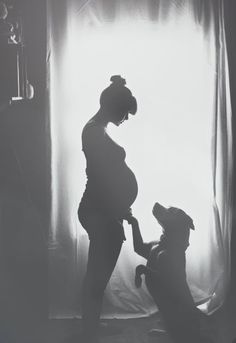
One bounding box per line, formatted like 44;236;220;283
78;75;138;342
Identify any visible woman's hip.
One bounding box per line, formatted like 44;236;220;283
78;200;126;242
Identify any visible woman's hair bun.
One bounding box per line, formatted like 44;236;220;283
100;75;137;115
110;75;126;87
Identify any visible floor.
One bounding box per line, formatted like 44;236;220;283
43;294;236;343
3;294;236;343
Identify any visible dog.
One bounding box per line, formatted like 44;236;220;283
124;202;213;343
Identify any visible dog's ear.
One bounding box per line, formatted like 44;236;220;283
178;210;195;230
184;214;195;230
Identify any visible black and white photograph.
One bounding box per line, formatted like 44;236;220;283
0;1;236;343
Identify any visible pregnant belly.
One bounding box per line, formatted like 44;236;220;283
84;164;138;217
110;164;138;214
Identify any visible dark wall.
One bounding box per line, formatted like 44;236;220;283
0;1;49;342
224;0;236;295
1;0;49;220
0;3;235;341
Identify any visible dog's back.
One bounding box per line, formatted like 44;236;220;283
145;244;203;342
128;203;213;342
141;203;212;342
145;243;194;310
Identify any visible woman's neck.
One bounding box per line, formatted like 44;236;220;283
92;108;110;128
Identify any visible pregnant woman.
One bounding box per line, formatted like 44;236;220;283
78;75;138;342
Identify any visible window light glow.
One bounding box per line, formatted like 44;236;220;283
50;16;217;300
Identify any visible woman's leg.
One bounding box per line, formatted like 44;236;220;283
82;233;123;340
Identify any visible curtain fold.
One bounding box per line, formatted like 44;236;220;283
208;1;232;311
224;0;236;294
47;0;233;318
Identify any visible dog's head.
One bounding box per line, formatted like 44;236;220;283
152;202;194;230
152;202;195;248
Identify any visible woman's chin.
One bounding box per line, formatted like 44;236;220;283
111;119;124;126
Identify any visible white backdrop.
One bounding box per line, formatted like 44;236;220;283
48;0;232;318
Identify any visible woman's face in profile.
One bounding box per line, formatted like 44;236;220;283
111;109;130;126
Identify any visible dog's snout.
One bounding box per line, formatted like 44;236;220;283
152;202;168;222
152;203;157;213
153;202;164;213
153;202;163;211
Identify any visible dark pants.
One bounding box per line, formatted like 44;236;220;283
78;204;124;341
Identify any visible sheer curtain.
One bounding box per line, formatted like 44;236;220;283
47;0;232;318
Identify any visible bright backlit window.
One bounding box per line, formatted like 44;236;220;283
50;10;221;316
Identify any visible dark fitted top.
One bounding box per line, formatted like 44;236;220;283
80;120;138;219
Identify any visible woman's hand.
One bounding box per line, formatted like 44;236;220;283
127;215;139;226
122;207;132;218
122;208;132;223
123;208;138;225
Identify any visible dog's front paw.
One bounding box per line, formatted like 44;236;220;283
135;265;146;288
135;273;142;288
136;264;146;275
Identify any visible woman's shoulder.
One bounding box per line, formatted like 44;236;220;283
82;120;104;136
83;118;98;130
82;120;106;148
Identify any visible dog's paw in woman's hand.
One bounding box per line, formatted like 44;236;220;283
123;214;139;226
135;265;146;288
122;208;133;223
